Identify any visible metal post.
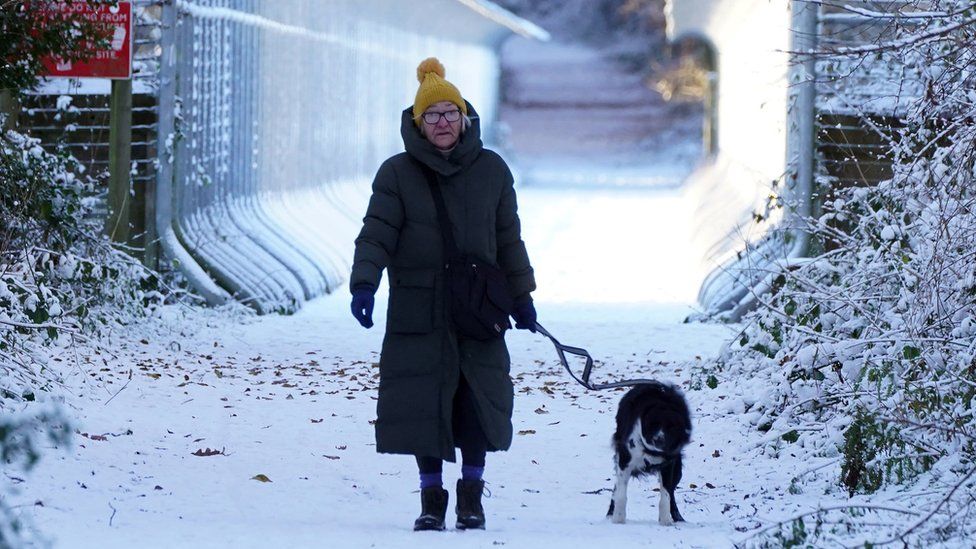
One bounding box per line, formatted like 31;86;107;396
107;78;133;244
155;0;229;305
786;0;818;257
704;71;718;156
0;89;19;130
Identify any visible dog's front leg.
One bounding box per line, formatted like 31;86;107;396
657;472;674;526
662;455;685;523
609;470;629;524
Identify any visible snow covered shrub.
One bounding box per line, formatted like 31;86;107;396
0;122;164;401
718;1;976;545
1;3;169;544
0;112;171;549
0;405;71;548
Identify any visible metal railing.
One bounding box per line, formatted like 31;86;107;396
156;0;547;313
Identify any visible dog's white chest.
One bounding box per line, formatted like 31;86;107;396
623;419;666;473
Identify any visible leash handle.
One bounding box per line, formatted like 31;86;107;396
534;322;658;391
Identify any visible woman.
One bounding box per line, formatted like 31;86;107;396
349;58;537;531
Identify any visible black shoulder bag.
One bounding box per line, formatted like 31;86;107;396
414;159;514;340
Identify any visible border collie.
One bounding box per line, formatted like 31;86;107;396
607;382;692;526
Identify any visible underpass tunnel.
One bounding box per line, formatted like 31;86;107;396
493;5;716;308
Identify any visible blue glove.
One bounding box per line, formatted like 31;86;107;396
512;300;537;332
350;289;374;329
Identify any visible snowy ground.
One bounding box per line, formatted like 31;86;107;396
17;184;789;549
16;182;850;549
11;36;851;549
499;37;702;190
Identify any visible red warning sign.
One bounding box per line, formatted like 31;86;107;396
38;1;133;79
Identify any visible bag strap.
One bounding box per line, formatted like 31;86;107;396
534;322;658;391
412;158;461;264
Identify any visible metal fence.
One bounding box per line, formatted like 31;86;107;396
156;0;546;313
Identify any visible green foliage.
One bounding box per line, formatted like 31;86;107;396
706;374;719;389
841;409;939;497
841;411;886;496
776;518;809;548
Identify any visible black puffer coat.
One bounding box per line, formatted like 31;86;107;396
350;102;535;461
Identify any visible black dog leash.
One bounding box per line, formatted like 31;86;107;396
533;322;658;391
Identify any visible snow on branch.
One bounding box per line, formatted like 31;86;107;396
704;1;976;544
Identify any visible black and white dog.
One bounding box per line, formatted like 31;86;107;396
607;382;692;526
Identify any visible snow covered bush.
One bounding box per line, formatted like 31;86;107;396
0;115;170;546
0;122;165;402
1;3;173;543
712;1;976;545
0;405;71;548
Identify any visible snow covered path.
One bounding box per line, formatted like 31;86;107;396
500;37;702;189
15;183;831;549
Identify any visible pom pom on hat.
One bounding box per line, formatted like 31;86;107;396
413;57;467;126
416;57;445;83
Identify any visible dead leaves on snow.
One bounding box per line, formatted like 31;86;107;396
76;429;133;446
191;447;228;457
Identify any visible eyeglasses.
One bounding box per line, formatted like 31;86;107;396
421;109;461;124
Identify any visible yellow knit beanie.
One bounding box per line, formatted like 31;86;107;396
412;57;467;127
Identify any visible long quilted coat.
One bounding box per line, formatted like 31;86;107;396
350;102;536;461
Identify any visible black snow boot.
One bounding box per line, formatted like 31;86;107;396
413;486;449;531
455;479;486;530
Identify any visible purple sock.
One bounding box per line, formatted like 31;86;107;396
419;472;442;489
461;465;484;481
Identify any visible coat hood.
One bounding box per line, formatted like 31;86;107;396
401;100;483;177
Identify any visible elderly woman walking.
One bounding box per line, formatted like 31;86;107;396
349;58;537;531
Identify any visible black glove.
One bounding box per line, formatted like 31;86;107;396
350;289;375;328
512;300;537;332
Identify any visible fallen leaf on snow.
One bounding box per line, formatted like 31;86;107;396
192;447;226;457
